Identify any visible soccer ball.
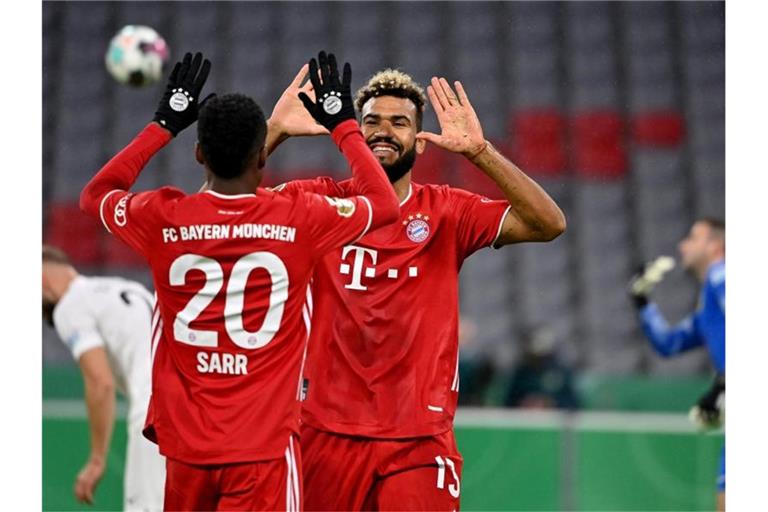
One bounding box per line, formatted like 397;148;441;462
105;25;169;87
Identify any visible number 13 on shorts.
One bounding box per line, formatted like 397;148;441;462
435;455;460;498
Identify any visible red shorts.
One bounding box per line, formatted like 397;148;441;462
302;424;462;511
164;437;302;511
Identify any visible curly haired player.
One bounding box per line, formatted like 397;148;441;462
265;64;565;510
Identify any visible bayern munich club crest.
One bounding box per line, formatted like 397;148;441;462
404;213;431;243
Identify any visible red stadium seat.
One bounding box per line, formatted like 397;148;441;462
45;201;103;266
630;111;686;147
509;109;567;177
571;111;627;179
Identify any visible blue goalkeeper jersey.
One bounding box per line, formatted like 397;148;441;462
639;260;725;373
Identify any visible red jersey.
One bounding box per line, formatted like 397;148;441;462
80;122;398;463
279;178;510;438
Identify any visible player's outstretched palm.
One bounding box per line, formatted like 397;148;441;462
270;64;329;137
417;77;486;158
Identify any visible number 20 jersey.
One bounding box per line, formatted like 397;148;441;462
279;179;510;438
99;185;373;464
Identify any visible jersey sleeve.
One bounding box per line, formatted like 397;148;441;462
638;304;705;357
53;298;104;361
448;187;511;258
99;187;184;257
300;191;372;255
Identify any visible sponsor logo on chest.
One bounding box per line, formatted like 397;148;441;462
403;213;431;243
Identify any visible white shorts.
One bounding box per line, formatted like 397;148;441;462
124;420;165;511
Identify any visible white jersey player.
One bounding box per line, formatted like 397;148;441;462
43;245;164;511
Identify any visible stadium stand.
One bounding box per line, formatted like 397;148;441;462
43;0;724;380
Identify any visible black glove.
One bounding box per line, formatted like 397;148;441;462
696;373;725;424
629;264;650;309
153;52;214;136
298;51;356;132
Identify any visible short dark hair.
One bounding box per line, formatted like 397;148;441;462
698;217;725;232
197;93;267;179
355;69;427;130
42;244;70;265
697;217;725;246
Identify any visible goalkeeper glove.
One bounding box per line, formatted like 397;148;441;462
689;373;725;430
628;256;676;309
298;51;356;132
153;52;215;136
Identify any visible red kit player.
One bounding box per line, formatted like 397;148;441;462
266;68;566;510
80;52;398;510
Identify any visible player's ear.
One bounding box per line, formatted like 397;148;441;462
195;142;205;165
416;137;426;154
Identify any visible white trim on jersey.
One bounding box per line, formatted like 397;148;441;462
399;183;413;206
305;281;314;316
203;190;256;199
98;189;123;233
451;349;460;392
284;448;293;511
150;295;162;368
428;405;444;412
351;196;374;244
284;436;300;512
289;435;300;511
150;299;160;348
491;205;512;248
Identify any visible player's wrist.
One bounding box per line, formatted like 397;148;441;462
266;117;286;139
464;139;489;161
631;293;649;309
265;118;290;154
87;453;106;466
330;119;362;148
148;121;176;140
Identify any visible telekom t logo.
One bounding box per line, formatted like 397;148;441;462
339;245;419;291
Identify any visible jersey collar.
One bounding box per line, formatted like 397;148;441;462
204;190;257;199
399;184;413;207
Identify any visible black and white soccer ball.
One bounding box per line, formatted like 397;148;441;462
105;25;169;87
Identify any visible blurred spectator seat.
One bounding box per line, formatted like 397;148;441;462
45;201;102;266
631;111;685;147
509;109;567;177
572;111;627;179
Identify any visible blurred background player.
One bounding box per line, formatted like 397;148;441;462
503;326;580;410
42;245;164;510
80;51;397;510
629;218;725;511
267;66;565;510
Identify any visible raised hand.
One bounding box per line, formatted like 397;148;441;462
153;52;214;136
270;64;330;137
416;77;486;159
298;51;356;132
